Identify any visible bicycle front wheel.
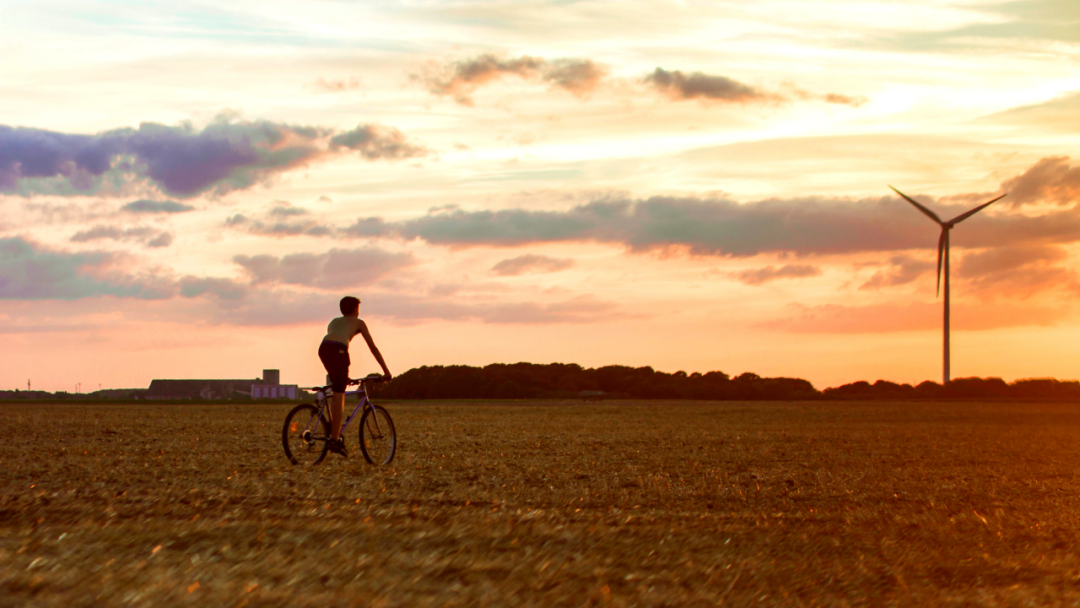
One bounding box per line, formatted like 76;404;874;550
358;404;396;465
282;404;330;465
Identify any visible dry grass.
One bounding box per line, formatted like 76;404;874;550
3;400;1080;606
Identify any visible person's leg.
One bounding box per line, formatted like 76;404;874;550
319;341;350;444
330;392;345;441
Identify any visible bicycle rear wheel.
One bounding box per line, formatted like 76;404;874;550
282;404;330;465
358;404;396;465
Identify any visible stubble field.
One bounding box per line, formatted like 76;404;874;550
2;399;1080;607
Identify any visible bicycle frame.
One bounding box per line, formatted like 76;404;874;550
305;381;385;439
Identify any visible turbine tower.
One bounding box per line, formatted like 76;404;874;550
889;186;1007;385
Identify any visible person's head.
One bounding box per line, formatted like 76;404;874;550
339;296;361;317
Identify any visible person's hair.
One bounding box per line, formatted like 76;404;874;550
339;296;360;315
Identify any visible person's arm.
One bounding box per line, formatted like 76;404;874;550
355;320;392;380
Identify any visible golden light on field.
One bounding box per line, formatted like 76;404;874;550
5;401;1080;604
1;1;1080;390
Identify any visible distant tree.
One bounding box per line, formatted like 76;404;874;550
942;377;1010;399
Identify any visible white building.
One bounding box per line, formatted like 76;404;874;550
251;384;298;399
251;369;298;400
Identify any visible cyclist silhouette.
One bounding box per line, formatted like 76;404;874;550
318;296;391;457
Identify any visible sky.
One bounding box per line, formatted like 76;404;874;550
2;0;1080;392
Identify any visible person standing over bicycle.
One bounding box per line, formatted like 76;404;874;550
319;296;392;457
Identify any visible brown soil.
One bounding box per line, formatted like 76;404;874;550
2;400;1080;606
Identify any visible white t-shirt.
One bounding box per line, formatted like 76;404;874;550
323;316;364;345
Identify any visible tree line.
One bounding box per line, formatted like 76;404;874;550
822;377;1080;400
373;363;1080;401
376;362;1080;401
377;363;818;400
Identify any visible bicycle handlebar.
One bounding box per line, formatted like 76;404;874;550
349;373;388;385
304;374;388;392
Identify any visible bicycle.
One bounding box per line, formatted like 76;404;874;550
281;373;396;466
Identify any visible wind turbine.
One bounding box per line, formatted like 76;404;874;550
889;185;1007;384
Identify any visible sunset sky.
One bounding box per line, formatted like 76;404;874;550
3;0;1080;392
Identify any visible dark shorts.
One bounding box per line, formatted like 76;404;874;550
318;340;350;393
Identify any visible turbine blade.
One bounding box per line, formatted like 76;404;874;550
948;193;1008;224
936;229;946;297
890;185;943;224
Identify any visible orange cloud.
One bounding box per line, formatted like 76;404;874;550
1000;156;1080;206
419;54;606;105
732;264;820;285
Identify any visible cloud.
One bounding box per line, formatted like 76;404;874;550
379;191;1080;257
233;247;415;289
204;288;631;327
542;59;606;96
332;159;1080;261
268;204;308;218
858;246;1078;300
224;210;334;238
732;264;821;285
312;77;361;92
957;244;1077;299
959;244;1066;277
420;54;606;105
329;124;429;160
341;217;391;238
860;255;935;290
822;93;869;107
359;293;633;326
646;68;867;107
206;291;329;326
70;225;174;248
178;276;248;300
645;68;773;103
146;233;173;248
121;199;195;214
70;225;154;242
885;2;1080;52
999;156;1080;206
985;91;1080;132
491;254;574;276
419;56;860;108
0;117;425;198
18;201;111;226
0;237;172;300
763;301;1068;333
0;239;630;327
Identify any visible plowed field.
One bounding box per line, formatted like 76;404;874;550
3;400;1080;606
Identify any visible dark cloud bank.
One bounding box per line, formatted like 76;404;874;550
226;155;1080;299
345;189;1078;258
0;119;426;198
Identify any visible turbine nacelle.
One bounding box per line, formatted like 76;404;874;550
888;186;1007;297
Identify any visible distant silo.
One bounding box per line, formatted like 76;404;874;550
263;369;280;385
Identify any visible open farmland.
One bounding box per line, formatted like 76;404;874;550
3;400;1080;606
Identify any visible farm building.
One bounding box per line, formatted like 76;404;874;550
251;384;298;399
147;369;298;400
